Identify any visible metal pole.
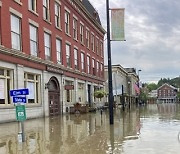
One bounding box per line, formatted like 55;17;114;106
21;121;25;142
106;0;114;124
122;85;125;111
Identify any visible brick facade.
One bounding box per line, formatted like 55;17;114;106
0;0;105;122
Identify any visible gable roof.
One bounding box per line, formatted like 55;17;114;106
157;83;177;90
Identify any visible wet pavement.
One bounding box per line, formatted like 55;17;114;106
0;104;180;154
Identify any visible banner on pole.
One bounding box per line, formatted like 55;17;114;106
111;8;125;41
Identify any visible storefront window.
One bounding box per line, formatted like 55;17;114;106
24;73;41;104
0;68;13;105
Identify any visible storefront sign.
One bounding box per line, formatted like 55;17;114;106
46;66;63;74
65;85;74;90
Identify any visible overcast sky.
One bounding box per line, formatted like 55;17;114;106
89;0;180;83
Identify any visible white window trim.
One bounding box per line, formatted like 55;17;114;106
28;19;39;27
9;7;22;18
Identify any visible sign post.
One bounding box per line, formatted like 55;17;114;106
10;88;29;142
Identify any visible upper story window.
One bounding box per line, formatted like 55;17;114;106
74;48;78;70
80;23;84;44
100;63;103;77
100;41;103;57
65;10;70;35
55;2;61;28
11;14;21;51
96;37;99;55
66;44;71;67
73;18;78;40
92;58;96;75
87;56;90;74
28;0;37;13
91;34;95;52
86;29;90;48
44;32;51;60
43;0;50;21
96;61;99;76
29;24;38;56
81;52;85;72
0;68;13;106
56;38;62;64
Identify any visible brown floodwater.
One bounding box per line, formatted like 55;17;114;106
0;104;180;154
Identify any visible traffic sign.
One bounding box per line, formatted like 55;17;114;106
10;89;29;96
16;105;26;121
13;97;26;103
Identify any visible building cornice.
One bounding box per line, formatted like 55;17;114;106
0;45;104;83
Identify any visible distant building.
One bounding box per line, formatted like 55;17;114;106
157;83;177;103
147;90;157;104
104;65;139;106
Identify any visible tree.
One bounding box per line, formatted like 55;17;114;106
147;83;158;92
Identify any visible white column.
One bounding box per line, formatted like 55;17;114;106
16;64;24;89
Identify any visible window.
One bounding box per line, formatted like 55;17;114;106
80;23;84;44
44;32;51;60
66;44;71;67
29;24;38;56
100;41;103;57
55;2;61;28
0;68;13;105
91;34;95;52
74;48;78;70
100;63;103;77
65;10;70;34
43;0;50;21
92;59;95;75
73;18;78;40
65;81;73;103
56;39;62;64
96;38;99;54
24;73;41;104
28;0;37;12
11;14;21;50
81;52;85;72
86;29;90;48
87;56;90;74
96;61;99;76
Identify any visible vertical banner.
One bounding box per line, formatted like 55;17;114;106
111;8;125;41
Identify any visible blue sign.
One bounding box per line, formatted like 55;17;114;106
13;97;27;103
10;89;29;96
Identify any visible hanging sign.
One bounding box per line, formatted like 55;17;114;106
111;8;125;41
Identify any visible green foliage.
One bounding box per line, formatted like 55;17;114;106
94;90;106;99
139;91;148;102
147;83;158;91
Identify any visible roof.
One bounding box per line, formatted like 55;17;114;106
80;0;102;25
157;83;177;90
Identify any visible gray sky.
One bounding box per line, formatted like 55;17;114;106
89;0;180;83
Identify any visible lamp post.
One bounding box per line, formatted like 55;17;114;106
106;0;114;124
128;80;131;109
137;69;142;105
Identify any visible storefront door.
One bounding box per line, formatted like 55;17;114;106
48;77;60;116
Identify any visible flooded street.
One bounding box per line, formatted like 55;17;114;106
0;104;180;154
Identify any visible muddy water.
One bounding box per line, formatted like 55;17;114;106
0;104;180;154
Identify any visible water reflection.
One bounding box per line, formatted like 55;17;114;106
0;104;180;153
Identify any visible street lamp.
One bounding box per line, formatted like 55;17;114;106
106;0;114;124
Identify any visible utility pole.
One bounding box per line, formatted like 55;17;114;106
106;0;114;124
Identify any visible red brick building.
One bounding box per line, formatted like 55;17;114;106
157;83;177;103
0;0;105;122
